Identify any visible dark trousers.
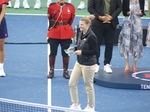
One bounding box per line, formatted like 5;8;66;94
48;38;72;57
91;23;116;65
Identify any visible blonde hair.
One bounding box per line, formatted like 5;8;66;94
80;15;95;25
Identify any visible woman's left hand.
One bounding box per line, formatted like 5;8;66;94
74;50;82;55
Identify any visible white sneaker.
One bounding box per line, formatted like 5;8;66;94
69;104;81;111
104;64;112;73
95;64;99;73
47;0;52;7
77;1;85;10
34;0;41;9
7;1;12;8
83;106;95;112
23;1;30;9
68;0;72;3
0;69;6;77
14;0;20;9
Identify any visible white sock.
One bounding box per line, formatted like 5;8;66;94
0;63;4;69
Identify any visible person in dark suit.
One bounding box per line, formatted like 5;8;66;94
88;0;122;73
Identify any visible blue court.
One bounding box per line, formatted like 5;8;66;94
0;14;150;112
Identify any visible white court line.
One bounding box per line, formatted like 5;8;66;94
53;69;73;71
5;13;150;19
6;13;47;16
47;38;73;111
47;41;72;102
5;13;90;17
47;17;51;107
47;44;51;112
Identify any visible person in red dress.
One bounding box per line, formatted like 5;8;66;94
47;0;75;79
0;2;8;77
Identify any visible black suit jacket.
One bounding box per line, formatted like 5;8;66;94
122;0;145;16
88;0;122;29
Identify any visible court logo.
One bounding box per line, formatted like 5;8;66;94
132;71;150;89
132;71;150;81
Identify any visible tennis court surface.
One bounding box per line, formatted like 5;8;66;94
0;10;150;112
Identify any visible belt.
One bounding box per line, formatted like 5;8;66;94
56;22;68;26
